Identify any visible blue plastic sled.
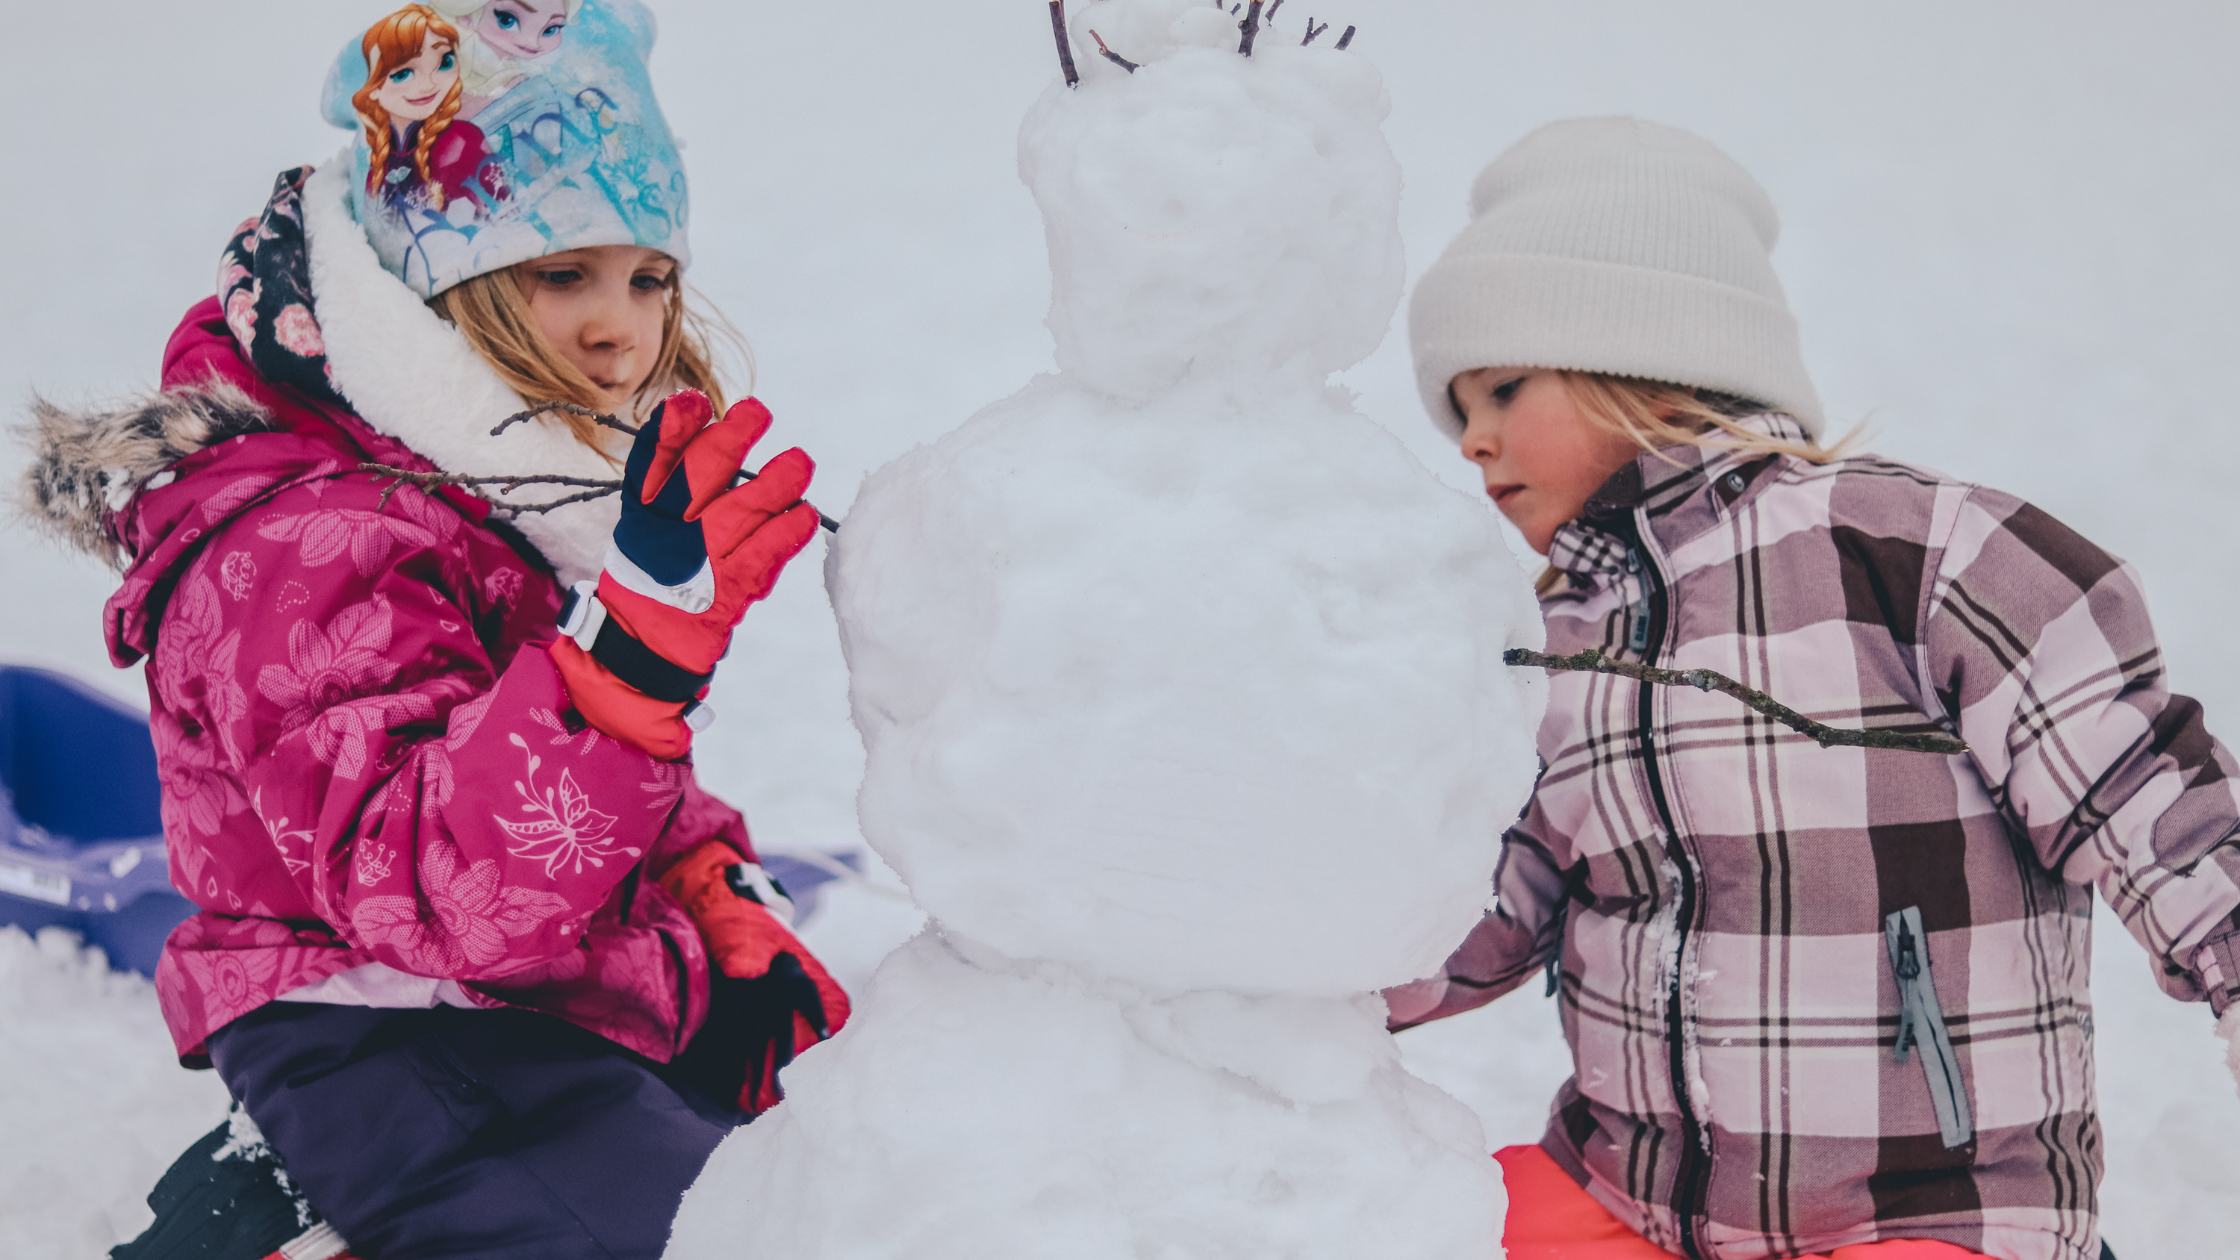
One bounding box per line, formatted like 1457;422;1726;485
0;665;192;976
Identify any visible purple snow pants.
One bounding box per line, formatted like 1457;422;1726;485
208;1002;740;1260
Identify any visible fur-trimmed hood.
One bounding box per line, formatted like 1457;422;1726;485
17;382;274;570
13;152;620;586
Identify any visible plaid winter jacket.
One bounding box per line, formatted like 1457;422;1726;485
1404;415;2240;1260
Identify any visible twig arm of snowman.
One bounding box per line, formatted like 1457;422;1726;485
1505;647;1968;755
1049;0;1082;87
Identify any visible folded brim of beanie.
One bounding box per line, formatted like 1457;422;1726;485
1408;253;1824;441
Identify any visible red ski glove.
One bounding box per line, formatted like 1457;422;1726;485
551;390;822;759
659;841;851;1116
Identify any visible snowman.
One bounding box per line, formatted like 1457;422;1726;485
667;1;1546;1254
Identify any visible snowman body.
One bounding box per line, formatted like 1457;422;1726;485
668;4;1545;1255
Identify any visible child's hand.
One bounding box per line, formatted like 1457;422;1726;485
551;390;821;758
660;841;852;1117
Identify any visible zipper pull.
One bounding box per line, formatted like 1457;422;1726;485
1894;924;1921;980
1625;547;1652;653
1892;923;1920;1062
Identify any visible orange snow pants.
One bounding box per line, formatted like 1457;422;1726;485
1497;1146;1983;1260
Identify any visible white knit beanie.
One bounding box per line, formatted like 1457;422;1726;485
1409;117;1823;440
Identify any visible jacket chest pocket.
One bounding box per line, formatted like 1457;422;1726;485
1885;906;1974;1148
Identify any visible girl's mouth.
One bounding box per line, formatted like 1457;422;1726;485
1489;484;1524;508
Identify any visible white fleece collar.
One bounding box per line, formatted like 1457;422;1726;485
302;154;621;587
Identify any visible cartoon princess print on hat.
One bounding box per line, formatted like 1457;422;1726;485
324;0;689;299
430;0;582;121
351;5;508;216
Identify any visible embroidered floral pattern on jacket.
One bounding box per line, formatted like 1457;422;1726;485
80;218;746;1067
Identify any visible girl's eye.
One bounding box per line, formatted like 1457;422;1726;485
535;269;583;286
631;274;667;292
439;51;456;71
1491;378;1525;405
388;68;413;84
496;11;519;28
542;22;563;37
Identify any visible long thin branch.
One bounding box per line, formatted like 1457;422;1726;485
359;463;623;515
1049;0;1081;88
1265;0;1286;22
1504;647;1968;755
1238;0;1265;54
1302;19;1329;45
477;400;840;531
358;462;841;533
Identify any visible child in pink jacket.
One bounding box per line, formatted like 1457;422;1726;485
19;4;842;1257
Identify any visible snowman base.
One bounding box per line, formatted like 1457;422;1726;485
666;929;1505;1259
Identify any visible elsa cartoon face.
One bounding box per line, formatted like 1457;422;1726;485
474;0;569;63
372;31;460;124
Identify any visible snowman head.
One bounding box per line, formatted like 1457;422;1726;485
1023;0;1404;400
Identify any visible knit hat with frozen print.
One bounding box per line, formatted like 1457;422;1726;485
317;0;688;298
1408;116;1823;439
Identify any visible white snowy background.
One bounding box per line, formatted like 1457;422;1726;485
3;1;2236;1255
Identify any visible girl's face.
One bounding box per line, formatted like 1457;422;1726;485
475;0;569;62
520;246;676;414
373;32;458;123
1452;367;1643;555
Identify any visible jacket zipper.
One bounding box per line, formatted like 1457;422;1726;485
1616;520;1711;1260
1884;906;1974;1148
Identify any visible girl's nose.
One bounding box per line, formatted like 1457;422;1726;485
1461;420;1501;464
579;289;637;352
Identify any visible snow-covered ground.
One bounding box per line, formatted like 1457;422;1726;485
5;1;2238;1256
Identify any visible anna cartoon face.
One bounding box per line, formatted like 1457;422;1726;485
473;0;570;63
370;32;461;126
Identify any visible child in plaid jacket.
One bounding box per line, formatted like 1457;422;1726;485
1392;117;2240;1260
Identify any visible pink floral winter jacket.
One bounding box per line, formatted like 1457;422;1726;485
75;300;748;1067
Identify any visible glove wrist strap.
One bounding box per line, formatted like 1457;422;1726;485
558;582;715;706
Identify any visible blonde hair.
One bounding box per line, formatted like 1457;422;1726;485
353;6;466;212
1560;371;1857;467
427;262;747;461
1532;371;1860;596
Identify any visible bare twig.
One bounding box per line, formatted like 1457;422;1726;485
358;462;842;533
1049;0;1080;88
1504;647;1968;755
1265;0;1286;22
359;462;624;514
1302;18;1329;45
487;400;640;439
1238;0;1265;54
1089;30;1139;72
1335;24;1355;49
477;400;839;531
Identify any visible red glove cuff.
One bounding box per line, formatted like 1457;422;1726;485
549;638;693;761
658;841;852;1023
